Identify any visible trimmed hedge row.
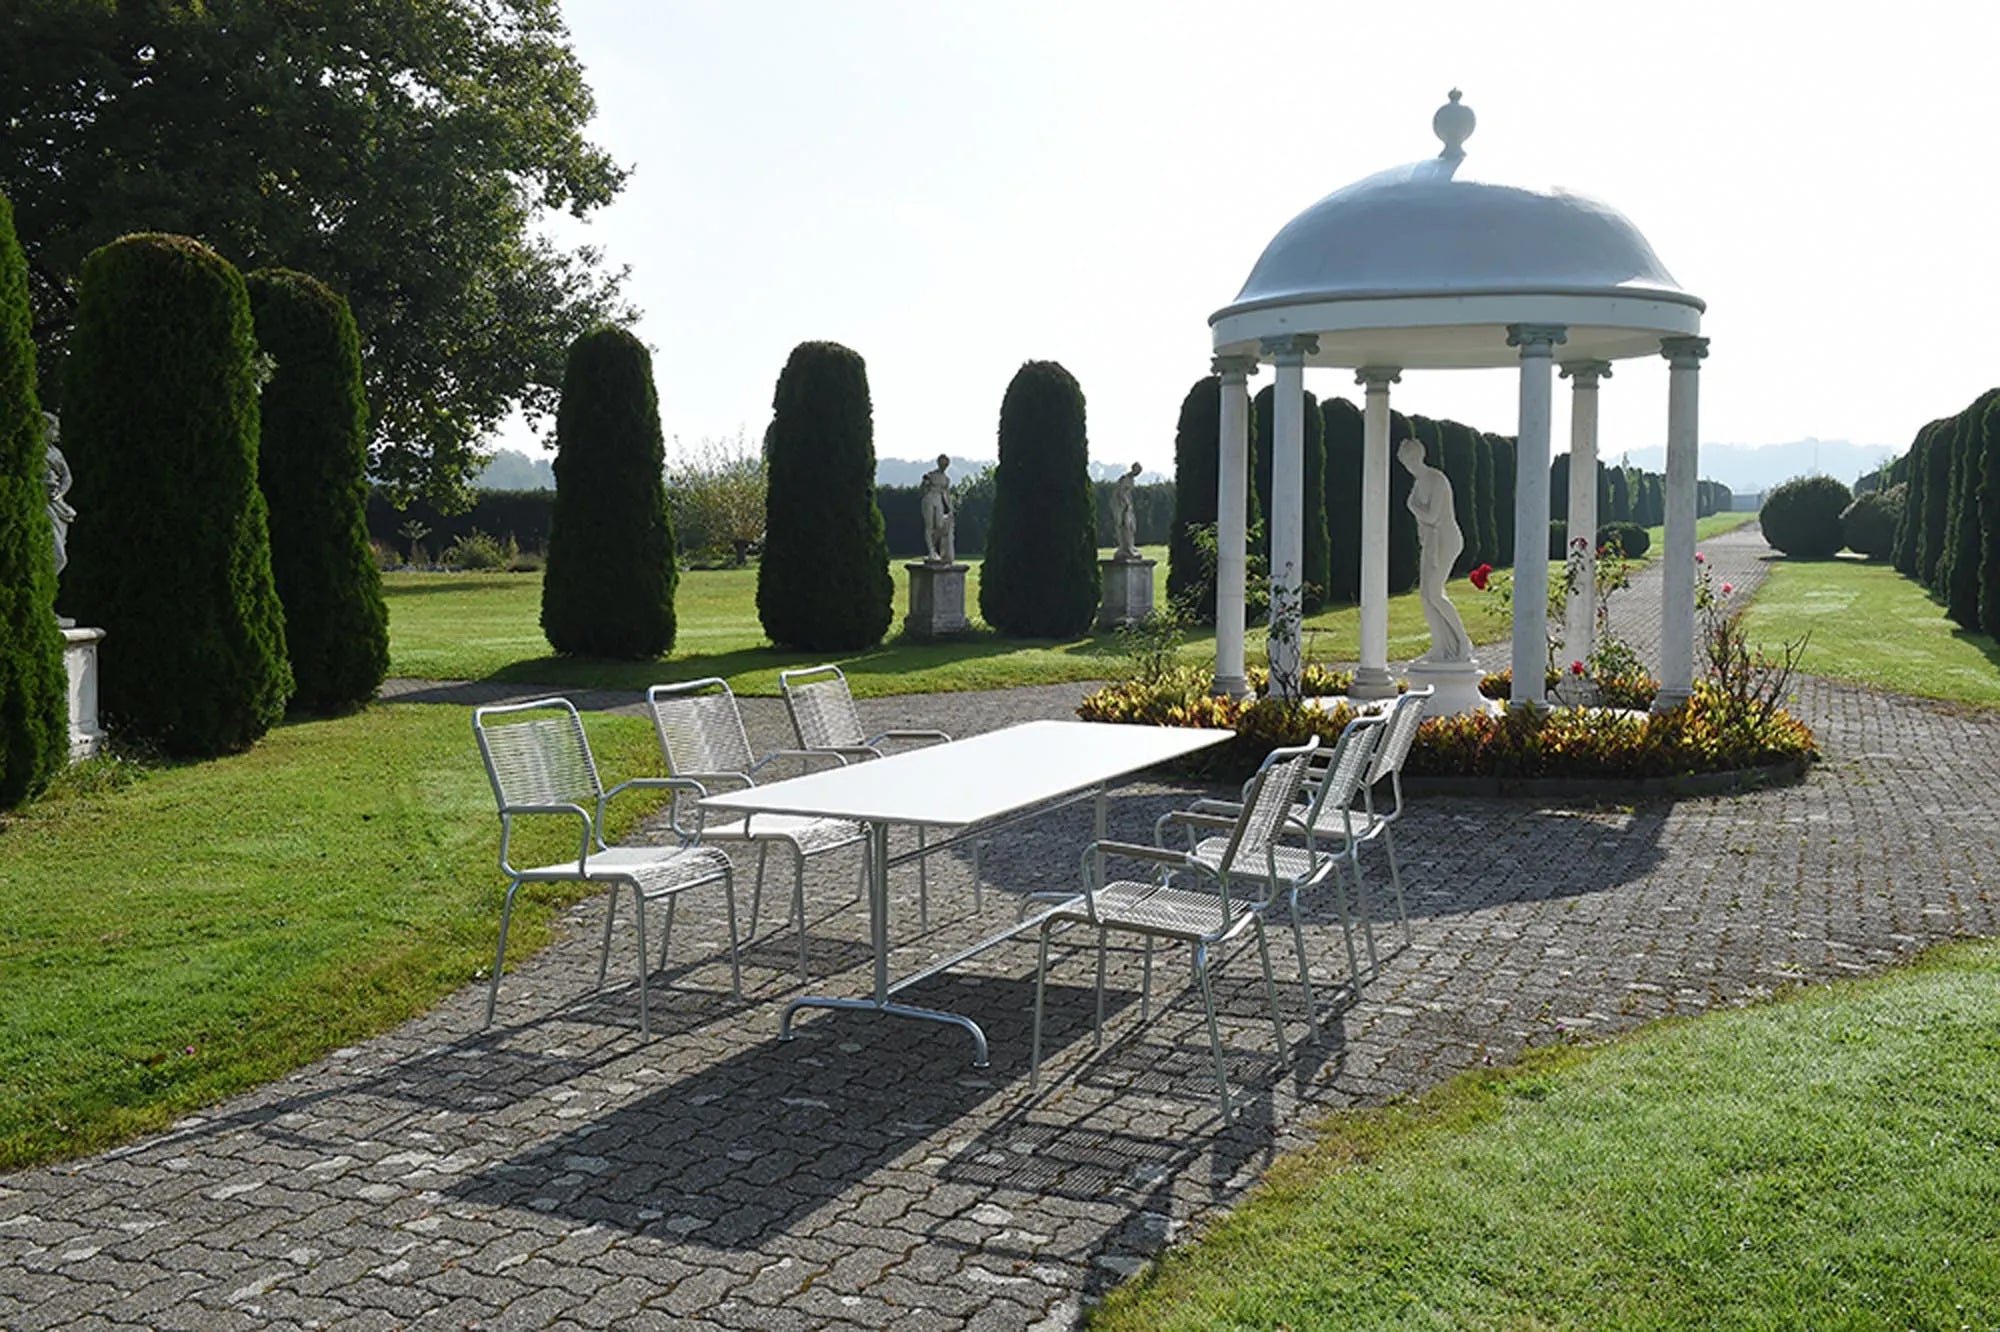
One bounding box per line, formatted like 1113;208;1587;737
1889;387;2000;636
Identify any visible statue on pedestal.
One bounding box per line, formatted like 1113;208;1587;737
44;412;74;577
1398;436;1471;663
919;453;956;565
1111;461;1143;560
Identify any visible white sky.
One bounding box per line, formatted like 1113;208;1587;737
505;0;2000;474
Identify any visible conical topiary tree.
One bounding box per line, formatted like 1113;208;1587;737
1388;410;1419;594
1168;375;1221;618
1488;433;1517;568
1890;420;1933;576
0;191;67;807
757;341;892;650
62;234;291;757
246;269;388;711
1917;415;1956;587
1321;396;1363;604
1471;427;1497;566
981;360;1099;637
541;327;677;658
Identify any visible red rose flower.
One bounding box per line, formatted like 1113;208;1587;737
1469;563;1493;591
1570;660;1586;675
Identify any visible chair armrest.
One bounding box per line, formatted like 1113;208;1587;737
864;728;951;749
669;771;753;795
1184;797;1245;817
496;802;594;877
1157;809;1240;833
600;776;712;843
748;748;849;777
803;744;883;762
1089;839;1191;869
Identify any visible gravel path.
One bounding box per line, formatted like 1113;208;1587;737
8;523;1995;1331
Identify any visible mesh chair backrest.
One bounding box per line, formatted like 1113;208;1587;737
1217;738;1318;877
1368;688;1432;784
476;702;602;811
784;670;866;750
650;682;756;777
1311;715;1384;823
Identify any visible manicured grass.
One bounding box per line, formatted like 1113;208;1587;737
1743;555;2000;709
1090;939;2000;1330
385;546;1514;695
0;704;670;1169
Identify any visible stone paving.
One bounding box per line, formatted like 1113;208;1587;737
6;527;1999;1329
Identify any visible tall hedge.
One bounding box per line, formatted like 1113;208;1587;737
757;341;892;650
1168;375;1221;617
1388;410;1419;594
1322;396;1364;603
1938;390;1999;628
1470;428;1497;566
1917;415;1956;586
245;269;387;710
981;360;1099;637
0;192;67;806
1890;420;1937;576
1980;396;2000;638
1548;451;1571;522
541;328;676;658
1606;467;1630;524
1489;433;1517;568
61;234;291;756
1253;384;1328;610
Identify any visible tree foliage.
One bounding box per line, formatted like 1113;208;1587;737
1168;374;1263;624
668;430;766;565
756;341;892;651
1841;485;1902;562
61;233;291;756
245;268;387;712
0;190;67;807
1760;475;1852;561
1322;396;1363;603
981;360;1100;637
1;0;630;510
541;327;677;659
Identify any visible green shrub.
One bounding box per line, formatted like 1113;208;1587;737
541;327;677;658
1489;433;1516;568
1892;419;1941;576
1548;519;1569;561
442;528;520;571
1760;475;1852;560
981;360;1099;637
1916;417;1955;585
1388;410;1420;594
757;341;892;650
61;234;291;756
1840;485;1903;562
1471;427;1497;568
1168;376;1223;618
1437;417;1481;573
1598;520;1650;559
0;190;68;807
245;268;387;713
1981;398;2000;638
1322;396;1364;602
1937;390;1999;627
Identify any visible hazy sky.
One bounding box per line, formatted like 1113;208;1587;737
510;1;2000;475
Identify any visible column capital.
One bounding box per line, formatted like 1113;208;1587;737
1258;333;1320;362
1506;323;1568;354
1660;335;1710;368
1355;365;1402;389
1211;354;1259;382
1559;358;1613;386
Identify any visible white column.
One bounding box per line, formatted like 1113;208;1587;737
1261;334;1317;700
1507;323;1567;704
1656;335;1709;709
1212;355;1257;697
1559;359;1611;671
1351;366;1401;700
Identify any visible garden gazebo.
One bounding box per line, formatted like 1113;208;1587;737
1210;90;1708;708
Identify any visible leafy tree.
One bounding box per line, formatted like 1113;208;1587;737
541;327;677;658
61;233;290;756
1;1;630;510
668;430;765;565
1253;385;1328;610
757;341;892;651
1322;396;1364;603
981;360;1099;637
245;268;387;712
0;190;67;807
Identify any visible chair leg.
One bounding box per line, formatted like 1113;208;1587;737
485;880;523;1028
720;870;743;1001
658;894;678;971
1253;917;1291;1064
1383;825;1412;948
1140;938;1155;1021
1092;927;1108;1049
1030;921;1056;1091
632;886;651;1038
1353;853;1380;975
597;884;619;990
1289;887;1328;1044
792;849;809;975
917;826;930;931
1192;942;1233;1123
971;840;984;914
749;842;771;939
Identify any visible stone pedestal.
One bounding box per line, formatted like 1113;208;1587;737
1405;657;1495;719
1096;557;1156;630
63;626;106;760
904;562;971;638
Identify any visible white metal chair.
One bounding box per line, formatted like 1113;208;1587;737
1308;686;1432;967
473;697;740;1036
779;663;959;926
1162;712;1387;1036
646;678;867;973
1029;737;1323;1122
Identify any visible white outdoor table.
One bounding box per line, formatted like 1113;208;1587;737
700;719;1232;1067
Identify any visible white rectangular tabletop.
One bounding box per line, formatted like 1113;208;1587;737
700;720;1231;828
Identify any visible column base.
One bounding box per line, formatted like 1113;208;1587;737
1210;673;1251;700
903;562;971;638
1348;666;1398;702
1649;687;1692;714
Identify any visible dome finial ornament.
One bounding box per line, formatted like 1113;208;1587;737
1434;87;1475;160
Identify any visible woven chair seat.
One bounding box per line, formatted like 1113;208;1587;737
1188;837;1320;883
701;813;864;855
518;844;733;892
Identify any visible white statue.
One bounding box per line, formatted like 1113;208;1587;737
919;453;955;565
1111;461;1143;559
1398;436;1471;663
44;412;75;576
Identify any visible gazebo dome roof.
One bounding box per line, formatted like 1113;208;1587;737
1210;91;1704;370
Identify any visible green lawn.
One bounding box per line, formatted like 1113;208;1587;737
1742;554;2000;708
0;704;669;1169
1091;938;2000;1329
385;545;1513;695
